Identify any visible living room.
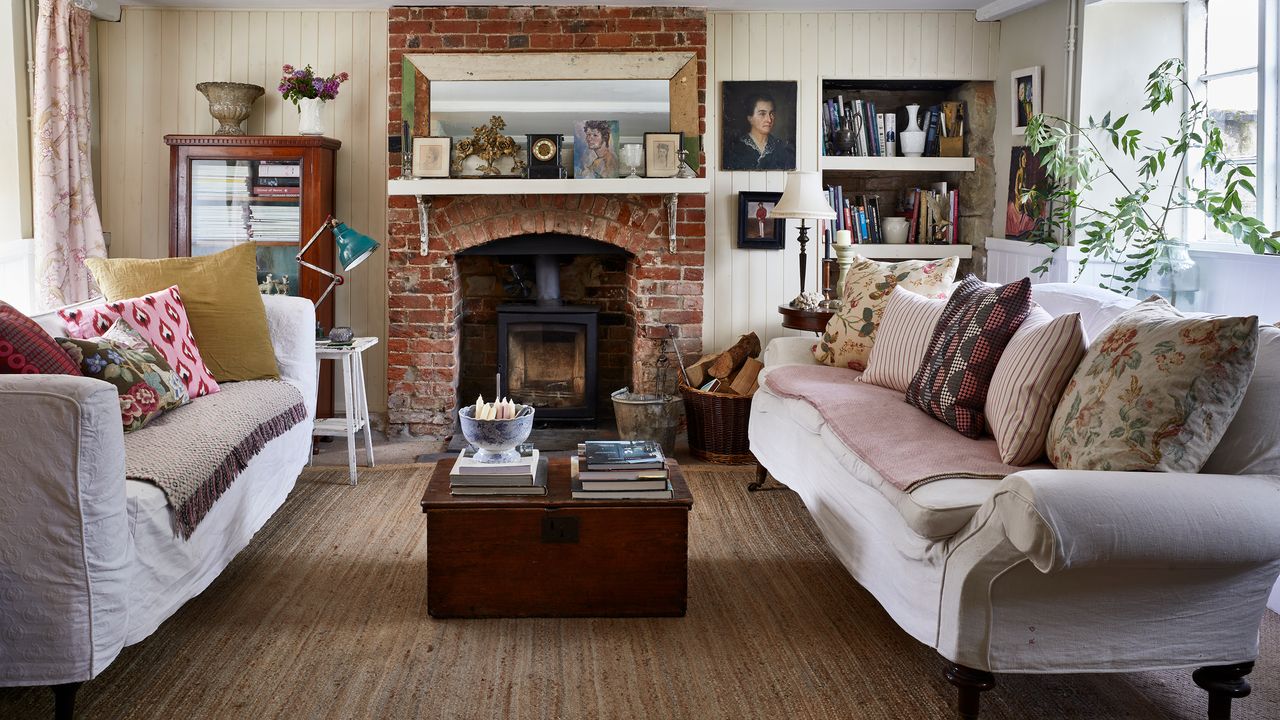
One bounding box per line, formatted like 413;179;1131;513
2;0;1279;718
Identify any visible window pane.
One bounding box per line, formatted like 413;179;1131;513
1206;72;1258;159
1202;161;1257;243
1206;0;1259;74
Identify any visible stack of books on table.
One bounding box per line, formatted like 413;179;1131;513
571;440;674;500
449;448;547;496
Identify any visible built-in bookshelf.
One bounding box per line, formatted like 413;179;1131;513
817;78;995;261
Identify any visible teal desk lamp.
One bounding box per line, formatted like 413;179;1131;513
296;215;380;311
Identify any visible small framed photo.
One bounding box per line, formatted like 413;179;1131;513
1010;66;1042;135
412;137;451;178
643;132;683;178
737;191;785;250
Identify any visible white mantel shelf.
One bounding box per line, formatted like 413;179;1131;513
820;156;976;173
387;177;711;196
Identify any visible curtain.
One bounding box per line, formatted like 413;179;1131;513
33;0;105;309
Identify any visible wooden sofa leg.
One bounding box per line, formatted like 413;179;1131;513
747;462;770;491
1193;661;1253;720
944;663;995;720
52;682;81;720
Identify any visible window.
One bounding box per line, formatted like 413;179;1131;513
0;0;34;312
1188;0;1278;246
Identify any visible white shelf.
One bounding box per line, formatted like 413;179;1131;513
845;244;973;260
387;176;711;196
820;156;975;173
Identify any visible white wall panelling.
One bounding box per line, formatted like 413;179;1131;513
704;11;1000;353
95;7;389;413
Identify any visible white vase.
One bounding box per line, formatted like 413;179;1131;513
900;103;926;158
297;97;326;136
882;217;910;244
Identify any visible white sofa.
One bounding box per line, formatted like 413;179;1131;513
749;283;1280;720
0;295;316;714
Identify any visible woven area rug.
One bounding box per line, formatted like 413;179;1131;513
2;464;1278;719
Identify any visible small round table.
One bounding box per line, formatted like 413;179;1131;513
778;304;834;333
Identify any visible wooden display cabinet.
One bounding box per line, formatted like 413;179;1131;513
165;134;341;417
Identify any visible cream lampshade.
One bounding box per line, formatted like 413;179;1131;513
770;171;836;309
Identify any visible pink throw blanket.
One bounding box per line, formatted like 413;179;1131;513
764;365;1046;492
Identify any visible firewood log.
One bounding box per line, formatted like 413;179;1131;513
708;332;761;379
684;353;717;388
728;357;764;396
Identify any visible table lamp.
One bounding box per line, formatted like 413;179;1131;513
770;171;836;309
296;215;380;311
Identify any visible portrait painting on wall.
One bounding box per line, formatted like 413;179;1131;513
1006;146;1051;240
721;81;797;171
1011;66;1042;134
737;191;785;249
573;120;621;179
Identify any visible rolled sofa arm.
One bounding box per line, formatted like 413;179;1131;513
0;375;131;684
761;336;820;368
994;469;1280;573
261;294;317;419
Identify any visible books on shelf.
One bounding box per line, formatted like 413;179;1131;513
825;183;959;245
821;92;966;159
450;452;548;496
256;161;301;178
825;186;883;245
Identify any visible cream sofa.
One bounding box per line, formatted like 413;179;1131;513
749;283;1280;720
0;295;317;716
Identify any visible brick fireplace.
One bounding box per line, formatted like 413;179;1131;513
385;6;707;437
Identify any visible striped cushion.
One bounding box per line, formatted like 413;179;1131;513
984;309;1086;465
859;289;948;393
906;276;1034;438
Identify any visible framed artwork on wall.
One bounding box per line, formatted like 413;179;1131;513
412;137;451;178
1011;66;1042;135
737;191;785;249
721;81;797;171
1005;146;1051;240
573;120;621;178
643;132;683;178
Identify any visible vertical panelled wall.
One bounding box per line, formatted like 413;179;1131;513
96;7;390;412
704;11;999;352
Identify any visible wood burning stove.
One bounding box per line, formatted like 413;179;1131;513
498;303;599;421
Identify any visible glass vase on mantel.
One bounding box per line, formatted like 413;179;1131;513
297;98;326;136
1135;238;1200;310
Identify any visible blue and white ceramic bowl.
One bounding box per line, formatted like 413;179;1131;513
459;404;535;463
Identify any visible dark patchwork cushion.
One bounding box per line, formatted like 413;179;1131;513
0;301;83;375
906;276;1033;438
57;319;190;432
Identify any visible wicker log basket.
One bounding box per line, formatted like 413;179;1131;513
680;382;754;464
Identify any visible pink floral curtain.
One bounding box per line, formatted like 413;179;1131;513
33;0;106;309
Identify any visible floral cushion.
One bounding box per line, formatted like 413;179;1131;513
57;320;191;432
906;276;1034;438
813;255;959;371
59;285;220;397
0;301;82;375
1046;296;1259;472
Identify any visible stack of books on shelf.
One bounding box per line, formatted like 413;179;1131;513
822;95;894;157
825;185;883;244
449;447;548;496
905;182;960;245
571;440;673;500
192;161;252;202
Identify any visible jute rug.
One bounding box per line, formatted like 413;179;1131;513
2;464;1277;719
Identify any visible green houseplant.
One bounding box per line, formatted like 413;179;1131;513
1023;58;1279;295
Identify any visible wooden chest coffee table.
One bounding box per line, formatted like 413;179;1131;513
420;456;694;618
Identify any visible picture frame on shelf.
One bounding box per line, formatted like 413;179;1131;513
1010;66;1042;135
643;132;683;178
737;191;785;250
573;120;621;179
412;137;452;178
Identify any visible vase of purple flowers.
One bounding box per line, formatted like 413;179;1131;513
278;64;348;136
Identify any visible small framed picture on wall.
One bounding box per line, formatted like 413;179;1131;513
643;132;683;178
1010;66;1042;135
737;191;785;250
412;137;451;178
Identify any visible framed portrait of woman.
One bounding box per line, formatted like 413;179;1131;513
721;81;797;171
738;191;785;249
573;120;621;179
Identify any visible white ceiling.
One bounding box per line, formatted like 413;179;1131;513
120;1;990;11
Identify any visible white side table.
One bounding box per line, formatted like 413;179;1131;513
313;336;378;485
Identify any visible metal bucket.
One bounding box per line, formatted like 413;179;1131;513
610;388;683;456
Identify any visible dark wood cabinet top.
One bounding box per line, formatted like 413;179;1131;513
422;456;694;511
164;134;342;150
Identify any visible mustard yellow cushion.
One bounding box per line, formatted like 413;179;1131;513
84;243;280;381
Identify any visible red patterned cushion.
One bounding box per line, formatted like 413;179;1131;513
58;285;220;397
906;276;1033;438
0;301;82;375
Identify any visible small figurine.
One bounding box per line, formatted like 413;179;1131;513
258;274;274;294
275;274;290;296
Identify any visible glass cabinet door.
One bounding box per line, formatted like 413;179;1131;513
190;158;304;297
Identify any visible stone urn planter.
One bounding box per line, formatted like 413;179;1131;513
196;81;265;136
